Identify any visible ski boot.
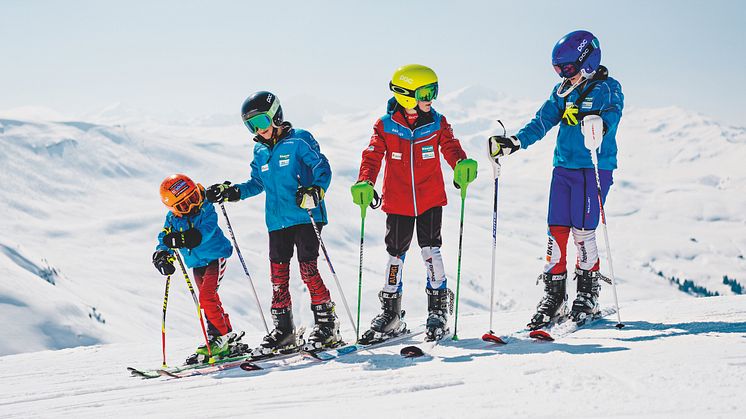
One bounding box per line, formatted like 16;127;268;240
570;268;603;324
185;331;244;364
425;288;453;342
304;301;343;351
359;291;407;345
255;307;302;356
527;271;568;330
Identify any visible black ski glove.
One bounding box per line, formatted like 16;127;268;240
206;181;241;203
296;185;325;209
163;228;202;249
488;135;521;158
152;250;175;276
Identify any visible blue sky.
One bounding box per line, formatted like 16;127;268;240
2;0;745;125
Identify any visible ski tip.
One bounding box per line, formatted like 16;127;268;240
240;362;263;372
481;333;507;344
529;330;555;341
400;345;424;358
615;323;625;329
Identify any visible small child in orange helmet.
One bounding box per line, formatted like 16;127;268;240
153;173;238;363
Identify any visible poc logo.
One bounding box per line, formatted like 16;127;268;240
399;75;414;84
577;39;588;52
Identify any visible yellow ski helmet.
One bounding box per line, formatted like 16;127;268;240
389;64;439;109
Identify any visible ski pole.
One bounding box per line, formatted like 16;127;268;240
305;209;357;337
172;251;215;363
161;275;171;368
355;204;367;342
218;203;270;335
581;115;624;329
452;159;478;341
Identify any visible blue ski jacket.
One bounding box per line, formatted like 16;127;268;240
235;126;332;232
515;69;624;170
156;200;233;269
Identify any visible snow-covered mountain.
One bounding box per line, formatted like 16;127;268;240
1;88;745;416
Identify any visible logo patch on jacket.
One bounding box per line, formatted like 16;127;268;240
391;152;402;160
581;99;594;110
279;154;290;167
261;164;269;172
421;145;435;160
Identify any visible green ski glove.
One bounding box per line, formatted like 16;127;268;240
351;180;375;207
453;158;478;189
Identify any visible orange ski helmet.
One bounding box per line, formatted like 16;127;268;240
159;174;204;217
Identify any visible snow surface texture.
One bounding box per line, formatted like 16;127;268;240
1;87;745;417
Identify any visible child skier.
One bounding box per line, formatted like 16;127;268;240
152;174;238;363
352;64;477;343
206;91;341;353
488;30;624;329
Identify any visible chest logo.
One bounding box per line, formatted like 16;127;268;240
421;145;435;160
391;152;402;160
261;164;269;172
279;154;290;167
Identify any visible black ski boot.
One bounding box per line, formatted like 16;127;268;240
425;288;453;342
527;272;568;330
304;301;342;350
359;291;407;344
257;307;301;355
570;268;603;324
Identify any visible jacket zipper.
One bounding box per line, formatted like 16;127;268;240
410;139;418;216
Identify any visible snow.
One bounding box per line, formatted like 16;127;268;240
1;86;745;417
1;296;744;418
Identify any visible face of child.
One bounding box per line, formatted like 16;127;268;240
417;100;432;113
257;126;274;140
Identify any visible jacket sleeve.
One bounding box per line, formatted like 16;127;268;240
155;214;174;254
438;116;467;169
297;133;332;192
357;119;387;184
598;79;624;135
515;88;563;148
235;151;265;199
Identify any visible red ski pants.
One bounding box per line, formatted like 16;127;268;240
193;258;232;336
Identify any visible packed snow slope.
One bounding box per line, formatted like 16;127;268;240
1;296;745;418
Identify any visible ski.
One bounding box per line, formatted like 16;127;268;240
399;329;453;358
302;330;423;361
529;306;617;341
128;351;261;380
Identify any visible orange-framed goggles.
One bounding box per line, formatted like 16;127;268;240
170;183;204;216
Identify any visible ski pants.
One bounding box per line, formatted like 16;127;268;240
544;167;613;274
194;258;232;337
268;223;331;309
383;206;447;293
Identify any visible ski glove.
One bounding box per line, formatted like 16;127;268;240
488;135;521;159
351;180;375;207
163;228;202;249
296;185;325;210
206;181;241;203
152;250;175;276
453;158;478;189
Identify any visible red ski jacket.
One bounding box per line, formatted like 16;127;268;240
357;101;467;216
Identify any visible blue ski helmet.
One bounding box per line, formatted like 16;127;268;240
551;30;601;78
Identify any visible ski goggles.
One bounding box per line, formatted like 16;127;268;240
243;112;273;133
553;62;580;78
172;186;203;216
389;81;439;102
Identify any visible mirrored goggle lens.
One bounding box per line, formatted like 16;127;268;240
554;63;578;78
415;83;438;101
173;188;201;214
244;113;272;133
